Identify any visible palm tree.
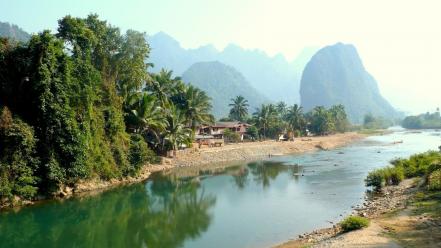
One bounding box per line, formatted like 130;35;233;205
229;95;249;122
329;104;348;132
310;106;334;135
276;101;287;118
253;104;277;139
286;104;304;132
148;69;183;107
163;105;192;152
181;85;214;132
125;93;166;144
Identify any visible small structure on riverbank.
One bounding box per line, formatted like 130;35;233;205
196;121;251;141
194;134;224;148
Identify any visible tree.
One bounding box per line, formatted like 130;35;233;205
245;126;259;140
229;95;249;122
148;69;183;107
276;101;287;118
285;104;304;133
0;109;39;201
253;104;278;139
329;104;349;132
309;106;334;135
163;105;192;152
180;85;214;132
125;93;167;146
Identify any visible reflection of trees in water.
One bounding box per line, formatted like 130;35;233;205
247;161;291;188
231;167;249;189
0;175;216;248
289;164;303;182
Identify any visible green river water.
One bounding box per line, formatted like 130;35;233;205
0;128;440;248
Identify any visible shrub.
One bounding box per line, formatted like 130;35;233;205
365;169;384;191
428;169;441;191
384;166;404;186
393;151;441;178
223;129;241;143
245;126;259;141
428;162;441;174
127;134;159;176
340;216;370;232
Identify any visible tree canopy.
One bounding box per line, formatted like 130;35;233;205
0;15;213;205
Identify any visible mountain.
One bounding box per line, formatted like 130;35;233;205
300;43;397;123
181;61;269;118
147;32;317;104
0;21;30;42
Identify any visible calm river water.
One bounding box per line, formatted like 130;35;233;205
1;128;440;248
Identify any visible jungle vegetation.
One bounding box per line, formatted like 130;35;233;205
0;15;213;203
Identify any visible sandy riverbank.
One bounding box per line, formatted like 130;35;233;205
168;132;364;167
275;178;441;248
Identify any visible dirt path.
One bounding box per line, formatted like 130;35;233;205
312;222;401;248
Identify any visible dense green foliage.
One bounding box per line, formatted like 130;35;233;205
366;151;441;191
340;216;370;232
249;102;350;139
0;15;213;204
402;110;441;129
0;107;39;201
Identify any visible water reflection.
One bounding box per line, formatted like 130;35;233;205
0;174;216;248
1;130;439;248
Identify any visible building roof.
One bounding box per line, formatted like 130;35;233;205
212;121;251;128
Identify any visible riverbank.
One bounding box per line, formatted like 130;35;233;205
168;132;364;167
275;178;441;248
70;132;365;194
1;132;364;210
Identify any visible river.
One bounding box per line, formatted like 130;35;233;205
0;129;440;248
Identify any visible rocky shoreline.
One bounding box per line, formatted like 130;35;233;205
274;179;417;248
1;132;363;211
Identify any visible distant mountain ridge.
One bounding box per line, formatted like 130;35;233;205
300;43;398;123
181;61;269;118
148;32;317;104
0;21;30;42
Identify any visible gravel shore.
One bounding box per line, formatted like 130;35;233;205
274;179;418;248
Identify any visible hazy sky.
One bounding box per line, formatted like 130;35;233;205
1;0;440;114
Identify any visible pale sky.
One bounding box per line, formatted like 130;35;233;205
1;0;440;114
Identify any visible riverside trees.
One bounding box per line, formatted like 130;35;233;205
227;96;350;140
0;15;213;203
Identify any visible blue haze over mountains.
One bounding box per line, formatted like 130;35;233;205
0;22;399;122
147;32;317;107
